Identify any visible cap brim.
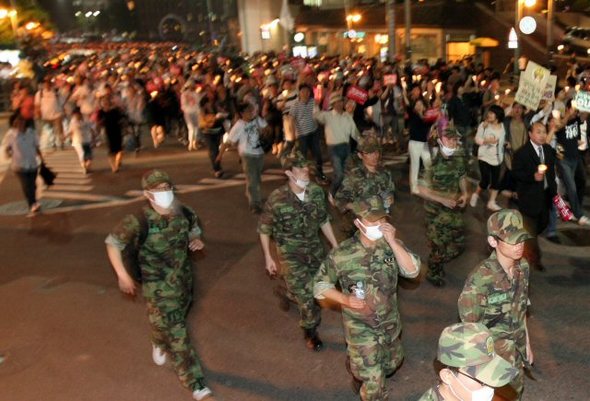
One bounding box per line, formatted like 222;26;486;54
462;354;519;387
503;231;534;245
365;211;389;222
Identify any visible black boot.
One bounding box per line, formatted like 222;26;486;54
303;328;323;352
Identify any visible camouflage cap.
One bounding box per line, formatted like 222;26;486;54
487;209;533;245
357;135;382;153
352;195;388;222
281;151;311;170
438;322;518;387
141;169;173;190
441;127;462;139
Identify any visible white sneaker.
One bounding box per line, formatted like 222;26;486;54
469;193;479;207
192;387;212;400
486;201;502;212
151;344;166;366
579;216;590;226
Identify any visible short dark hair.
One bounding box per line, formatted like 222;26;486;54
237;102;252;115
488;104;505;123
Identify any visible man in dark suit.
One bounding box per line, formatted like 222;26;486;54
512;122;557;271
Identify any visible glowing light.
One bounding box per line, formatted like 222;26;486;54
346;13;361;23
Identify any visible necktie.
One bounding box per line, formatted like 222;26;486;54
538;146;545;163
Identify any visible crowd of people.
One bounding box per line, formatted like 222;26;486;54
3;42;590;400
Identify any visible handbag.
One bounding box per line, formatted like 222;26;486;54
39;162;57;186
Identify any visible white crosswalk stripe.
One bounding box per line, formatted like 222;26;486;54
41;149;94;201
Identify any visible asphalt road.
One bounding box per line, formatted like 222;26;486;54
0;136;588;401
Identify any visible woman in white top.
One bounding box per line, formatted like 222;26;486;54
470;105;506;211
68;107;93;173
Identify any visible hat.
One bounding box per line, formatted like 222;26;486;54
142;169;172;190
265;75;278;87
487;209;533;245
438;322;518;387
357;135;382;153
441;127;461;139
329;93;343;107
352;195;388;222
281;151;311;170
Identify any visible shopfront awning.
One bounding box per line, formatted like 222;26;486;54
469;37;499;47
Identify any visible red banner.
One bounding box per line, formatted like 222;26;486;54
346;85;368;105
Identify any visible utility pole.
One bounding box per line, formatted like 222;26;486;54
514;0;521;81
404;0;411;61
547;0;554;56
386;0;395;62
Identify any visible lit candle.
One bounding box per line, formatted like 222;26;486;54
505;89;511;95
538;164;547;174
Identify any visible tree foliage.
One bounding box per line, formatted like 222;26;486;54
0;0;52;46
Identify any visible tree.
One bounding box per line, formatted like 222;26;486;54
0;0;52;47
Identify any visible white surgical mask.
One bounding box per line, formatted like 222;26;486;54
450;372;494;401
150;190;174;209
356;219;383;241
293;177;310;189
438;139;457;157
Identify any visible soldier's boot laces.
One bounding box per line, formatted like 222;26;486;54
304;328;323;352
273;286;291;312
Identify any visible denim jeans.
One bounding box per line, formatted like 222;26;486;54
327;143;350;195
558;157;586;218
241;154;264;207
297;129;324;175
203;132;222;172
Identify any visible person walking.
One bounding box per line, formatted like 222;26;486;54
2;112;43;215
458;209;534;401
258;152;338;351
314;195;420;401
105;170;213;401
470;105;506;211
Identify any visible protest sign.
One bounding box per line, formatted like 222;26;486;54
574;91;590;113
514;61;550;110
384;74;397;86
541;75;557;101
346;85;368;104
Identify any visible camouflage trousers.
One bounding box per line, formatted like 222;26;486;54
496;340;525;401
425;203;465;278
279;244;324;330
146;293;204;391
345;321;404;401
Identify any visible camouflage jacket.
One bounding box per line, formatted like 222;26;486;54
314;233;420;330
458;251;529;359
106;204;201;299
334;164;395;212
416;387;442;401
258;182;329;250
422;148;467;196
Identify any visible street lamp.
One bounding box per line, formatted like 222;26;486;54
346;13;361;23
513;0;536;80
0;8;18;41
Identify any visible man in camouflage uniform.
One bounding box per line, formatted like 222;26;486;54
334;136;396;234
416;127;469;287
258;152;339;351
458;209;534;401
314;195;421;401
418;322;518;401
105;170;212;401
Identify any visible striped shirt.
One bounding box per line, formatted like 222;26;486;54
290;98;318;137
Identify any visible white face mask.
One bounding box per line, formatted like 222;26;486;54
150;190;174;209
356;219;383;241
450;372;494;401
438;139;457;157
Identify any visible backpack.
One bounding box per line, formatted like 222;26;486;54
122;206;194;283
